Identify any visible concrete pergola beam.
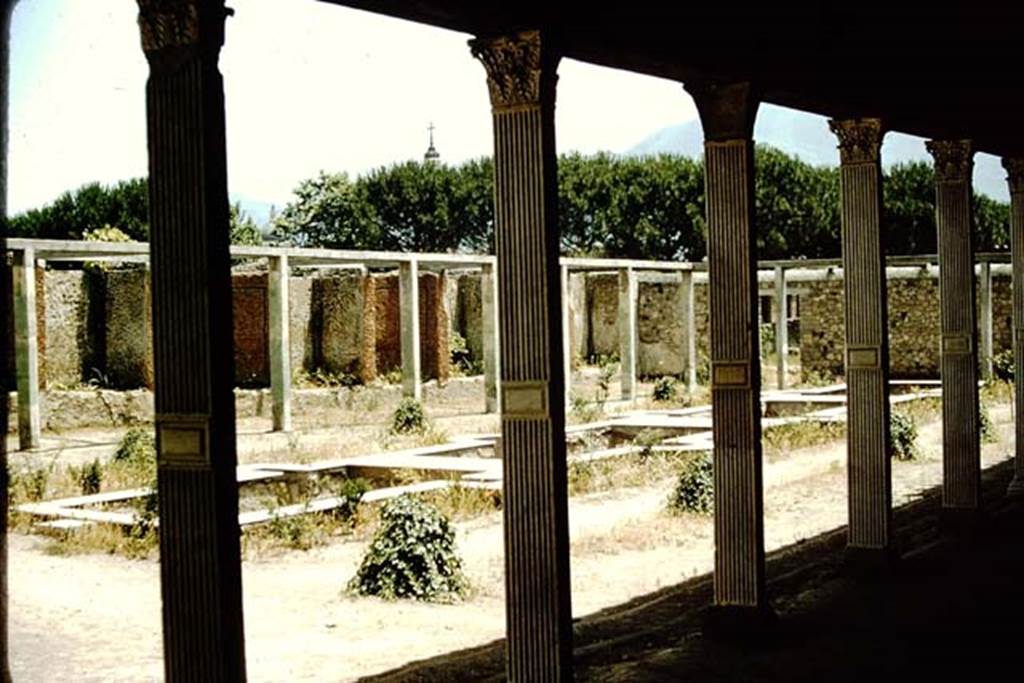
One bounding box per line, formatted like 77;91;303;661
269;254;291;431
13;247;41;451
398;260;422;401
481;262;500;413
617;267;638;401
773;266;788;389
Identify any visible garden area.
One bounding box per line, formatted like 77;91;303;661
6;370;1016;681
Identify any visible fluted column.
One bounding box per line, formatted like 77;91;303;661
926;139;981;514
137;2;246;681
685;80;770;628
829;118;893;563
471;30;572;680
1004;158;1024;496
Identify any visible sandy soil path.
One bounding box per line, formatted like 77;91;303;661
9;404;1013;681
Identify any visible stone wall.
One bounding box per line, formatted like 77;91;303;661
42;269;102;388
232;273;269;386
314;271;369;379
800;274;1013;381
289;275;316;375
637;278;686;377
105;268;152;389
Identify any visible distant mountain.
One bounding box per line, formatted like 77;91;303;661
625;103;1010;202
230;194;277;235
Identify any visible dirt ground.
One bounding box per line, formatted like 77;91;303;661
8;399;1015;682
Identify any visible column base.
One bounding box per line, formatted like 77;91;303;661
1007;475;1024;498
940;507;990;542
702;604;778;642
843;545;899;579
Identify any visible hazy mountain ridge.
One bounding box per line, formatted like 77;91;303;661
625;103;1009;202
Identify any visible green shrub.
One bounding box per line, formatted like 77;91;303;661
992;349;1014;381
390;398;426;434
652;376;678;403
328;476;370;521
348;495;468;601
889;412;920;461
71;459;103;495
449;332;481;376
668;451;714;515
113;427;156;466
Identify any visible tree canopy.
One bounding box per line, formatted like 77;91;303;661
7;177;263;246
9;150;1009;262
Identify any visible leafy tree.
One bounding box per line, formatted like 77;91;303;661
272;171;377;248
360;161;461;252
9;178;149;241
229;202;263;246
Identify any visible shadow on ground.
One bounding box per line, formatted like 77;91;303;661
361;459;1023;682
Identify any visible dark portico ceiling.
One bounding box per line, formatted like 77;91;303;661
320;1;1024;158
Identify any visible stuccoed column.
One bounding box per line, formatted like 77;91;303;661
680;269;697;391
926;139;981;515
685;80;771;631
1004;158;1024;496
471;30;573;680
137;2;246;681
1;2;15;678
829;118;893;564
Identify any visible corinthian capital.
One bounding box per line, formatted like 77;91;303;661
925;139;974;183
137;0;231;66
828;118;883;166
1003;158;1024;195
469;30;556;110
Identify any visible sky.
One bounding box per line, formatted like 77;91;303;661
7;0;696;218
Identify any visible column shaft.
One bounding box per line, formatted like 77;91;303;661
471;30;572;680
829;118;892;555
686;80;767;613
138;2;246;680
773;266;788;389
927;139;981;510
481;261;500;413
13;248;40;451
269;254;291;431
399;260;422;401
1003;158;1024;495
617;267;637;400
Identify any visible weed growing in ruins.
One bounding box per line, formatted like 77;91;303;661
69;459;103;495
113;427;156;467
569;392;603;424
889;412;920;461
449;332;482;376
668;451;714;515
390;398;427;434
762;420;846;457
652;376;678;403
349;495;469;602
979;402;996;443
992;349;1014;382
